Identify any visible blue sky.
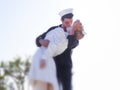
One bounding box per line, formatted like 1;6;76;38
0;0;120;90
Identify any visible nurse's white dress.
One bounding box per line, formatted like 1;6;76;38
28;27;68;90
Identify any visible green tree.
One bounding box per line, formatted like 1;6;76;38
0;61;7;90
0;56;31;90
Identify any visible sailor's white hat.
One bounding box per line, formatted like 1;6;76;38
59;8;73;17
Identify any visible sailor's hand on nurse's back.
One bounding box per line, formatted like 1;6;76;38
40;59;46;69
39;39;49;47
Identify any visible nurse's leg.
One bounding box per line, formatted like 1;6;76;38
47;83;54;90
33;80;48;90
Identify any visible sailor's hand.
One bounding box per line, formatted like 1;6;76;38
40;59;46;69
39;39;49;47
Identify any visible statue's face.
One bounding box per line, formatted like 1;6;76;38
62;18;73;28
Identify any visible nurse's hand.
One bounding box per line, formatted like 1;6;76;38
40;59;46;69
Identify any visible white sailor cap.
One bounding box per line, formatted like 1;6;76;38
59;8;73;17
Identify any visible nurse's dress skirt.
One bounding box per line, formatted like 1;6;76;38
28;47;59;90
28;27;68;90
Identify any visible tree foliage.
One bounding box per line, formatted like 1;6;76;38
0;56;31;90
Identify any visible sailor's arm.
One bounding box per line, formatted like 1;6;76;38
36;26;58;47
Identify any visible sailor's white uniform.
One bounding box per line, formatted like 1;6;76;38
28;27;68;90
